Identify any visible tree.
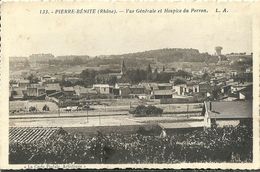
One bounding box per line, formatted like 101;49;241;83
72;57;84;65
211;86;221;100
80;69;97;86
156;72;172;83
108;76;117;85
152;68;158;81
24;59;30;68
202;72;210;81
174;78;186;85
146;64;152;81
27;74;40;84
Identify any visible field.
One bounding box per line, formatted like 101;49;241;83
9;101;58;114
9;99;202;115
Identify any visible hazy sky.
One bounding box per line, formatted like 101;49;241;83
3;3;252;57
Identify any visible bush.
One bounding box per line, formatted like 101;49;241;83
129;105;163;117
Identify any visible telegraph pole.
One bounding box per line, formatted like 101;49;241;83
86;108;88;123
99;111;101;125
58;99;60;117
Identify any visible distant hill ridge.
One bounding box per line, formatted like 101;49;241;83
10;48;224;63
103;48;218;63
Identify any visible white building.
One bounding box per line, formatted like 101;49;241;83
93;84;113;94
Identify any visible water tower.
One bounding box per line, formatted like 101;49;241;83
215;46;223;56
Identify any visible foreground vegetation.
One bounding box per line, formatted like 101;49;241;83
9;124;252;164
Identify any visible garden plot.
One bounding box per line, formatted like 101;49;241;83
9;100;58;114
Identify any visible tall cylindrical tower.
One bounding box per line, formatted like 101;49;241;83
215;46;223;56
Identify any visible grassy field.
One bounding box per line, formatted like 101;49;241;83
9;101;58;113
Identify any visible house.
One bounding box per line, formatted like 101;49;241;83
45;83;61;95
192;84;199;93
63;87;75;96
10;87;27;100
152;90;173;99
137;94;150;99
27;84;45;98
203;101;252;127
157;83;173;90
74;85;97;97
139;82;158;94
10;81;19;88
41;75;56;83
115;83;131;89
230;82;252;94
119;87;131;97
173;84;189;96
148;83;159;91
214;71;225;78
187;82;199;94
230;71;238;77
74;85;88;97
238;86;252;100
18;79;30;89
93;84;113;94
113;83;131;97
129;85;145;95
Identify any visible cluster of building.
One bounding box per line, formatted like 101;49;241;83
9;47;253;103
9;72;252;103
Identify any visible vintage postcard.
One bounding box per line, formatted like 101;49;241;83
0;1;260;169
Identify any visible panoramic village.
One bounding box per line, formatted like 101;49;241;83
9;47;253;163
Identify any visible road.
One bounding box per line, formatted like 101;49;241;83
10;115;139;127
9;115;204;128
10;111;128;119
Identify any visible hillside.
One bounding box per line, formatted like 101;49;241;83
102;48;218;64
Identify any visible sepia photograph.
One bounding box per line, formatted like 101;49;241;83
1;2;259;169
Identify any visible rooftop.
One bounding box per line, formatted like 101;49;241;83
206;101;252;119
158;83;173;87
93;84;110;88
9;127;66;143
19;80;30;84
63;87;75;92
130;85;145;89
153;90;173;95
231;82;253;87
45;83;61;91
159;121;204;129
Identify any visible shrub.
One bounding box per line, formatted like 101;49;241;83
9;124;252;164
129;105;163;117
